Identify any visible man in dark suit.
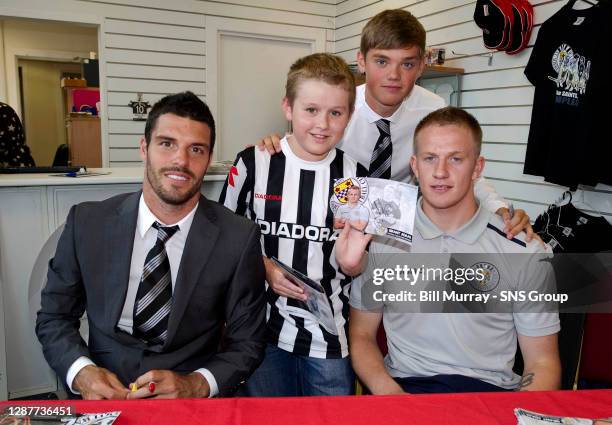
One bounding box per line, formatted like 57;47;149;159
36;92;266;399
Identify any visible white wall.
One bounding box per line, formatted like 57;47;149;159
0;22;7;103
0;0;335;167
333;0;612;224
101;0;334;167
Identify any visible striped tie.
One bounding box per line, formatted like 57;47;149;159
369;119;392;179
133;222;179;345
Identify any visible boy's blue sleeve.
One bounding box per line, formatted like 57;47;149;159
219;147;255;218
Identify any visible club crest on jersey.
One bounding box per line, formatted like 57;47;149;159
329;177;368;214
469;262;500;292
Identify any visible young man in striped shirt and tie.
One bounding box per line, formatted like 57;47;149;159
220;53;367;396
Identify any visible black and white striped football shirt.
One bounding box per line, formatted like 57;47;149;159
220;138;367;359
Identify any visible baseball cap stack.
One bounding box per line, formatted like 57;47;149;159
474;0;534;55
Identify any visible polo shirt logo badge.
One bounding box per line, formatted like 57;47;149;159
469;262;500;292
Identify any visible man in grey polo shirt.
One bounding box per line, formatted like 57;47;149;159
336;107;561;394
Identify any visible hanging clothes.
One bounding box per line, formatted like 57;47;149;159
523;1;612;189
533;198;612;253
532;193;612;389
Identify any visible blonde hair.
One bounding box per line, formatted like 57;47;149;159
285;53;356;112
360;9;426;58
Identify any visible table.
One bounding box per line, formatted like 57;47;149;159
1;390;611;424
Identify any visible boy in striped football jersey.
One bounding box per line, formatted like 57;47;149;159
220;53;367;396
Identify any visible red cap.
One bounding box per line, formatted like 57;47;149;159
506;0;534;55
474;0;533;55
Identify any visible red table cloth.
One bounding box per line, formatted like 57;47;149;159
2;390;611;425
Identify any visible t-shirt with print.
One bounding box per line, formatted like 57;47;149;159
523;2;611;189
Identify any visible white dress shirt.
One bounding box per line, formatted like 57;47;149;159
340;84;507;213
66;195;219;397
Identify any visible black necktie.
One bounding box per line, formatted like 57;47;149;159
133;221;179;345
369;118;392;179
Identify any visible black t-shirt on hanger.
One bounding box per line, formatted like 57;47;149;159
524;1;612;189
533;201;612;253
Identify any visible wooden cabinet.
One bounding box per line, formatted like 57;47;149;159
65;116;102;168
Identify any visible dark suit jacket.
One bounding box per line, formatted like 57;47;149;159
35;191;266;396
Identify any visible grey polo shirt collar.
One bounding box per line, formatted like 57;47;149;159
415;199;490;245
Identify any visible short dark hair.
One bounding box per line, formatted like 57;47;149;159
360;9;426;58
414;107;483;155
144;91;216;151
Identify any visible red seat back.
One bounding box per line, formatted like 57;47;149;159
579;313;612;383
